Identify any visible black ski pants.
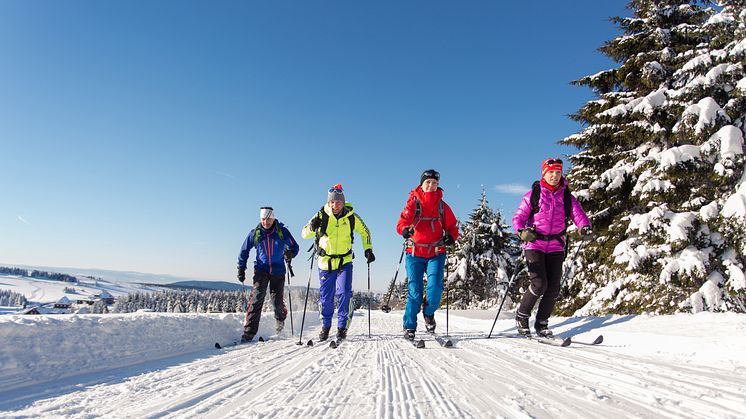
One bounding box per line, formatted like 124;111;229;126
243;270;287;336
516;250;564;324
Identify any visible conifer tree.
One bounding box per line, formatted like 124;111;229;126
448;190;518;308
560;0;746;314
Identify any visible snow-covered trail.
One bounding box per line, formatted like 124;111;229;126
2;311;745;418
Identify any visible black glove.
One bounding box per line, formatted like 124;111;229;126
284;249;296;263
309;217;321;231
365;249;375;263
519;228;537;242
237;267;246;283
402;226;414;239
442;232;455;246
580;226;593;241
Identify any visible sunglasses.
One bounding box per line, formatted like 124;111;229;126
328;187;344;193
545;158;563;165
422;170;440;180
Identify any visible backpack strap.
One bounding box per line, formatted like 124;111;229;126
563;184;572;226
529;181;541;219
254;220;284;244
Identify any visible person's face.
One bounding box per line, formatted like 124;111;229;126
260;217;274;229
421;178;439;192
543;169;562;186
330;199;344;215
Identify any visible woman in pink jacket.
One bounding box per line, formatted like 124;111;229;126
511;158;592;338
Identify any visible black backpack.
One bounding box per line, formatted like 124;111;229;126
529;181;573;226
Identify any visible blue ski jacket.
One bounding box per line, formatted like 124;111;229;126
237;221;299;276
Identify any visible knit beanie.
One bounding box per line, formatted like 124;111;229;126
420;169;440;185
327;184;345;203
541;158;563;177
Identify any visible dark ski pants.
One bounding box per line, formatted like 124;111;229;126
318;262;354;330
403;253;445;331
243;270;287;336
516;250;564;323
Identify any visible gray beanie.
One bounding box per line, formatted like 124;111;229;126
327;184;345;202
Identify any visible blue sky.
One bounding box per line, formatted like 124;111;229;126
0;1;627;291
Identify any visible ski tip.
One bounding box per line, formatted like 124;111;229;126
307;339;314;346
329;340;337;348
214;342;222;349
416;339;425;348
444;340;453;348
593;335;604;345
258;336;265;342
561;337;572;347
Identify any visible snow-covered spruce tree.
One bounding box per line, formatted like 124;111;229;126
447;190;518;309
560;0;746;315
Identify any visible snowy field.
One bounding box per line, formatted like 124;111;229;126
0;274;163;306
0;310;744;418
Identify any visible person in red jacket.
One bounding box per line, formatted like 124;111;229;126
396;169;459;340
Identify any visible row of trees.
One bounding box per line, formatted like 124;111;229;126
112;287;322;314
0;266;79;283
0;290;27;307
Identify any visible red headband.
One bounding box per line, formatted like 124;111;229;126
542;158;563;177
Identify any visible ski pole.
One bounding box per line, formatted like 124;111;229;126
286;262;295;336
445;259;449;337
381;242;407;313
488;249;526;338
241;282;247;312
560;239;587;289
367;262;371;338
297;250;316;346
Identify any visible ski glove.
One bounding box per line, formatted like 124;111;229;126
237;267;246;283
284;249;296;262
519;228;537;242
580;226;593;241
402;226;414;239
442;232;455;246
365;249;376;263
309;217;321;231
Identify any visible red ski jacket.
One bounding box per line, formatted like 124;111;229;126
396;186;459;258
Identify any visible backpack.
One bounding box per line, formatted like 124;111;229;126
529;181;572;226
314;205;356;245
253;220;285;245
412;196;445;233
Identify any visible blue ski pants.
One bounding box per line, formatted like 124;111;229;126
318;262;354;330
403;253;445;330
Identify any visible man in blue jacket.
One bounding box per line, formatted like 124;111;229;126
237;206;300;342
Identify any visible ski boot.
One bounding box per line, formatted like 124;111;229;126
336;328;347;340
534;319;554;338
275;319;284;334
403;329;416;341
318;326;331;341
240;333;254;343
515;315;531;337
424;314;436;333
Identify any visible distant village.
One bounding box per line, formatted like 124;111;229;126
20;290;115;315
0;266;116;315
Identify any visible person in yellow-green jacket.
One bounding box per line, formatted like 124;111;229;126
302;184;374;342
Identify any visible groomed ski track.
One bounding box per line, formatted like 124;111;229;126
3;310;745;418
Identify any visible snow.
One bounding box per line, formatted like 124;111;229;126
598;88;666;118
687;271;725;312
659;246;710;284
675;97;728;134
0;310;744;418
722;181;746;219
659;144;701;169
715;125;744;160
0;274;163;307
